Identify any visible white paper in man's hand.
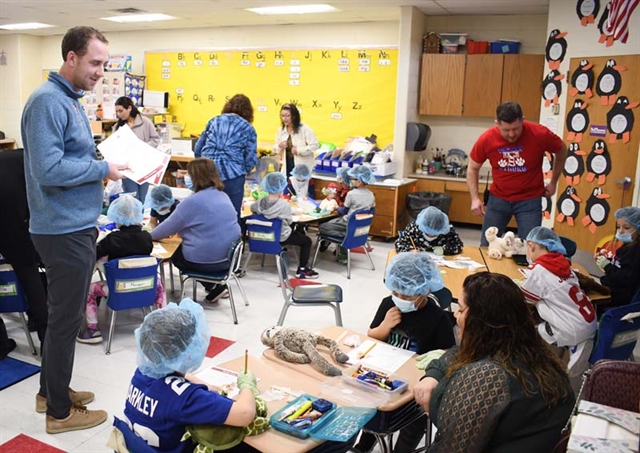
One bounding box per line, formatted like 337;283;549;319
98;125;170;186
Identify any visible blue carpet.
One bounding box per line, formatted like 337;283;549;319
0;357;40;391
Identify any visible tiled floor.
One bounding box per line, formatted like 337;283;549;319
1;224;561;452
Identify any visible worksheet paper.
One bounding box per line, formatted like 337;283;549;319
98;125;170;186
346;340;414;373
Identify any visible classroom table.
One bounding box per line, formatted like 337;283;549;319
478;247;610;301
385;247;488;301
213;354;327;453
242;197;337;224
153;236;182;294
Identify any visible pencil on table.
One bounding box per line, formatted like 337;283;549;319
359;342;377;359
244;349;248;371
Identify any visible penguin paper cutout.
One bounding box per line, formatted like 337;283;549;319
607;96;639;144
598;2;615;47
556;186;582;226
542;70;565;107
542;195;553;220
582;187;611;234
576;0;600;26
586;139;611;185
545;29;568;70
566;99;590;143
542;151;555;180
569;60;594;98
596;59;626;105
563;142;586;186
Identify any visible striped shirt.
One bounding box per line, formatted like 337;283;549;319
194;113;258;181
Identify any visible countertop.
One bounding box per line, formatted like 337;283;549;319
408;172;492;183
312;172;416;188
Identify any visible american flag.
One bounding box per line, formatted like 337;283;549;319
604;0;640;43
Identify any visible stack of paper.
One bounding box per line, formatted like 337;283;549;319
346;340;414;373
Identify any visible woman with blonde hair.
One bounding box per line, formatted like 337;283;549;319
414;272;574;452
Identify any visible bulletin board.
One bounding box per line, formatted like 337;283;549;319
144;48;398;146
554;54;639;254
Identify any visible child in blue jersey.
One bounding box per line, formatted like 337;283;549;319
123;299;259;453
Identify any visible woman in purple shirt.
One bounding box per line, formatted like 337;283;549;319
151;158;241;302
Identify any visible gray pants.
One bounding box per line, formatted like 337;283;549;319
32;227;97;419
318;217;348;254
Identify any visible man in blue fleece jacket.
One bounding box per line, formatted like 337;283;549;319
21;26;126;434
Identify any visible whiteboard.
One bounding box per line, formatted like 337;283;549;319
144;48;398;147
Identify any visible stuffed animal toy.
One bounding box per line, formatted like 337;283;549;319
321;183;345;208
485;227;516;260
512;236;527;255
183;398;270;453
261;326;349;376
319;197;339;212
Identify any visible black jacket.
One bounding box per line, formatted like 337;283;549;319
600;239;640;306
96;225;153;261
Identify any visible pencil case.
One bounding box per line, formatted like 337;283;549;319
270;394;376;442
342;365;408;395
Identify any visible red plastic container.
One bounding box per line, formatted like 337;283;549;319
467;40;489;54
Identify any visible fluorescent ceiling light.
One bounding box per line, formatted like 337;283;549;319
0;22;54;31
247;4;337;15
102;13;176;23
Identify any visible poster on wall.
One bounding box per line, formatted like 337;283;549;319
564;143;586;185
596;59;626;105
545;29;568;70
569;60;595;98
576;0;601;26
598;0;640;47
582;187;611;234
542;70;565;107
566;99;590;142
585;139;611;185
606;96;638;143
556;186;582;226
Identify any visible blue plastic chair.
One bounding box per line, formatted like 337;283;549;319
275;251;343;326
179;238;248;324
590;301;640;364
104;256;159;355
111;416;157;453
243;214;283;269
312;209;375;279
0;264;37;355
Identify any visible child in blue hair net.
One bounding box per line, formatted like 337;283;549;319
318;165;376;263
121;299;259;453
250;172;319;279
285;163;315;200
395;206;463;255
146;184;180;229
78;195;165;344
355;252;455;453
521;226;596;379
596;206;640;308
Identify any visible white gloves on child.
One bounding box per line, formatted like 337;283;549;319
596;255;611;270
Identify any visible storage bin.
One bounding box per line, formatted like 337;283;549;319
439;33;468;46
467;40;489;54
441;44;459;54
490;41;520;54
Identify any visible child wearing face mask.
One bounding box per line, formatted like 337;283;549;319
596;207;640;308
285;164;315;200
394;206;463;255
146;184;180;230
355;252;455;453
520;227;596;379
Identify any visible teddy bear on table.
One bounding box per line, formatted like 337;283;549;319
319;183;341;212
261;326;349;376
485;226;516;260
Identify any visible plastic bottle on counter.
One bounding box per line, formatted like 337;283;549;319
422;157;429;174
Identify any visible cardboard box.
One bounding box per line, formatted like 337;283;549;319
363;161;397;177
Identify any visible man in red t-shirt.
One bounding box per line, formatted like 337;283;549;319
467;102;567;246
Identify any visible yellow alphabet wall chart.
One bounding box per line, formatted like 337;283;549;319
144;48;398;146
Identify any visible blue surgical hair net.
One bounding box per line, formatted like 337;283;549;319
347;165;374;184
291;164;311;180
145;184;174;211
615;206;640;232
385;252;444;296
107;194;144;226
261;172;288;194
136;298;210;379
417;206;450;236
336;167;350;184
526;226;567;255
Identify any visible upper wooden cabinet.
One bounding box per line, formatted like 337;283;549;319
463;55;504;117
419;54;465;116
501;54;544;119
419;53;544;118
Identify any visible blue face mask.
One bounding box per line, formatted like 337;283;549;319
391;295;418;313
156;206;171;216
616;232;634;243
184;175;193;190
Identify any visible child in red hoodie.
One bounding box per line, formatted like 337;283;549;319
520;227;596;378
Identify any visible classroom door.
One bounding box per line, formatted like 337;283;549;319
554;54;639;254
